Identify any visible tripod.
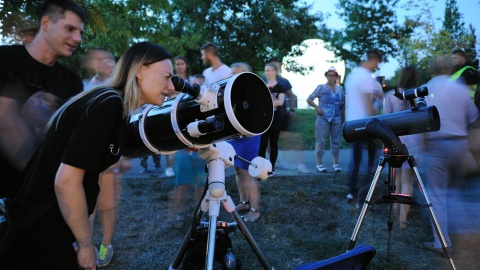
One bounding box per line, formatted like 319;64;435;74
169;142;274;270
347;119;456;270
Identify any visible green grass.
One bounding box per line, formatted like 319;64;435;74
92;174;480;269
279;109;349;150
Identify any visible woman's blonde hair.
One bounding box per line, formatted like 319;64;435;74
107;42;173;115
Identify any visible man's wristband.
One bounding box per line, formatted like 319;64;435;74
289;108;295;112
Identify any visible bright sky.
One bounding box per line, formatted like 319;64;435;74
306;0;480;79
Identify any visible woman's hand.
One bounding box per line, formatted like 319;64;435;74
76;240;97;270
316;107;324;116
117;158;132;173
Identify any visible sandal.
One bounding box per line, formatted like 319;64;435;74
333;164;342;172
241;208;260;222
235;201;250;212
316;164;327;172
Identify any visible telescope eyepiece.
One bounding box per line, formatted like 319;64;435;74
395;86;428;101
198;116;225;134
172;75;201;98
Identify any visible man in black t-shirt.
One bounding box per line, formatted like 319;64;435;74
0;0;86;196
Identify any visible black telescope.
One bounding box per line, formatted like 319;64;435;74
394;86;428;110
342;106;440;143
394;86;428;101
122;72;274;158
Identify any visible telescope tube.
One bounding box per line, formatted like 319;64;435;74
342;106;440;143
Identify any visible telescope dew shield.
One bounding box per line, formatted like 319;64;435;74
122;72;274;158
342;106;440;143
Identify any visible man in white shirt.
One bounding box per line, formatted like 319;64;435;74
344;49;384;207
200;42;233;84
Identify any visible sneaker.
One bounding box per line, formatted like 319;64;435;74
269;171;275;177
316;164;327;172
165;167;175;177
97;244;114;267
139;167;149;174
298;164;310;173
155;165;164;173
332;164;342;172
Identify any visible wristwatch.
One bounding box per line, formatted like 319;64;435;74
289;108;295;112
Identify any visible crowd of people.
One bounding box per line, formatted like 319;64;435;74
1;0;480;269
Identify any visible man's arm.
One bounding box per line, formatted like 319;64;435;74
0;96;37;170
55;163;97;270
361;92;377;116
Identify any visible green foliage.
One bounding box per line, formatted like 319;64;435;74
278;109;349;150
395;0;477;84
167;0;322;74
443;0;464;41
320;0;410;66
1;0;322;77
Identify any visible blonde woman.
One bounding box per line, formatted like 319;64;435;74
5;42;174;269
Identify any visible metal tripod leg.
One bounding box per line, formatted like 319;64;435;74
386;166;396;262
230;210;274;270
204;195;273;270
170;143;274;269
169;193;274;270
169;208;204;270
410;164;456;270
347;154;456;270
348;156;388;250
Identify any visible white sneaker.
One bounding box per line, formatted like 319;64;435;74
165;167;175;177
316;164;327;172
333;164;342;172
298;164;310;173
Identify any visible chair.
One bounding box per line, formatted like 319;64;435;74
293;245;376;270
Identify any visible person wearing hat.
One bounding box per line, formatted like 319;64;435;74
307;67;345;173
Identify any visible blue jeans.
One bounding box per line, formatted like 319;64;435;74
347;140;377;197
424;138;469;248
140;154;161;168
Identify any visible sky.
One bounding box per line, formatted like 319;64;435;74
305;0;480;79
284;0;480;108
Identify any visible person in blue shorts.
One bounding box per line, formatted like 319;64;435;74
229;62;262;222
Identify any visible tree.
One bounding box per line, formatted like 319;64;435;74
395;0;478;84
443;0;464;42
167;0;323;74
442;0;477;68
2;0;323;76
320;0;410;67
